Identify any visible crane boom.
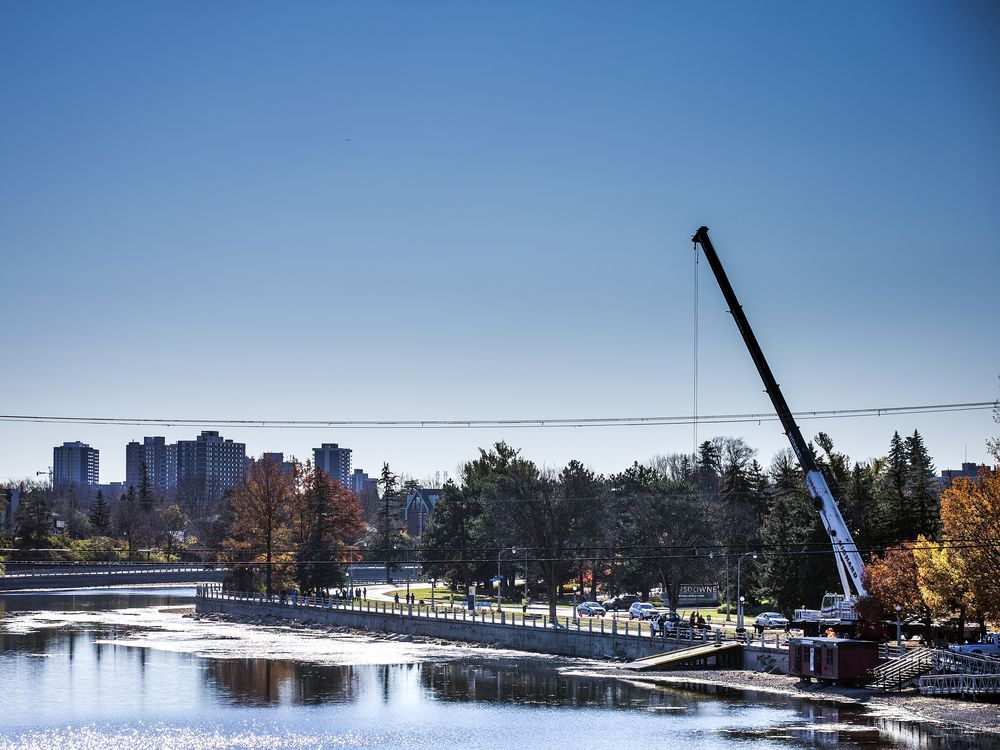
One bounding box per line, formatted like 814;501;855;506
691;226;867;601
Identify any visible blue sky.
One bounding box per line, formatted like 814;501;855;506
1;2;997;484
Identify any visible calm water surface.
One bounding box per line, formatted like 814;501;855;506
0;588;994;749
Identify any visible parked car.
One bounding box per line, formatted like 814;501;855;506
628;602;658;620
754;612;789;629
577;601;606;617
949;633;1000;657
650;611;682;636
601;594;639;612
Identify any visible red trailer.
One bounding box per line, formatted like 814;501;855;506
788;637;878;685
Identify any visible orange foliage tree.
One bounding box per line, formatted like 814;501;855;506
939;468;1000;628
227;455;294;595
293;465;365;594
858;545;935;631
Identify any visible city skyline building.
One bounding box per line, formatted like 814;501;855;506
52;441;99;487
175;431;246;506
351;468;377;497
125;436;173;493
261;452;296;477
314;443;352;488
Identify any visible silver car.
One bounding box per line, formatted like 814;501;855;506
754;612;789;629
628;602;658;620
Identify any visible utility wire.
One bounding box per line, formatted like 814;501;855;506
0;401;993;430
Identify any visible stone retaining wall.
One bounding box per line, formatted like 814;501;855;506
197;595;787;671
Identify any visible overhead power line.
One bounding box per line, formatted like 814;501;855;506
0;401;993;430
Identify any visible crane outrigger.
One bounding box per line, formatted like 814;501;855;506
691;226;867;632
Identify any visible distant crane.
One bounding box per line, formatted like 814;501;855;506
691;226;866;632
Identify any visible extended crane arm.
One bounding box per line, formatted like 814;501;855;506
691;226;867;599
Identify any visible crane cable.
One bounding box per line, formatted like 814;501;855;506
693;238;700;456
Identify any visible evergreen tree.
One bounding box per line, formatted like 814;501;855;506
755;450;839;613
420;481;485;589
873;431;909;543
376;463;405;582
905;429;939;538
139;463;155;512
840;462;877;544
88;490;111;535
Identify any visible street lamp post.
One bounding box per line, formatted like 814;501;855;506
895;604;903;649
725;555;732;622
736;551;758;632
497;547;517;611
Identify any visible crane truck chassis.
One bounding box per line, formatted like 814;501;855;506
691;227;867;635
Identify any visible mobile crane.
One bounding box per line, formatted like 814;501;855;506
691;226;867;633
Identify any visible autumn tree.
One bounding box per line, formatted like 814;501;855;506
939;468;1000;629
858;545;936;632
912;536;972;635
295;466;364;594
228;455;294;595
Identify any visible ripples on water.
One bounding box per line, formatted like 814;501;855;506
0;588;996;750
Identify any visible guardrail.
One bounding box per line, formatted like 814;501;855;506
919;672;1000;697
3;564;225;579
196;585;790;649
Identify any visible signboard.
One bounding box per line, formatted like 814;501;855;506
678;584;720;606
467;584;476;611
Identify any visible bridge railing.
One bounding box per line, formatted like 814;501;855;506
3;563;226;578
196;585;788;650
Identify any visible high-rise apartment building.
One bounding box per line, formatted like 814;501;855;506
53;442;99;487
313;443;352;488
261;452;296;477
351;468;377;497
125;436;173;492
174;431;246;505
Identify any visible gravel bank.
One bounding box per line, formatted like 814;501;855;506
610;668;1000;734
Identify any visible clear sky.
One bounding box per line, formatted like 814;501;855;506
1;2;997;485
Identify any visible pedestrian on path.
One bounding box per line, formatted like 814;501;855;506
394;592;400;605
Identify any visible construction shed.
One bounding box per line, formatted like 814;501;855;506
788;637;878;685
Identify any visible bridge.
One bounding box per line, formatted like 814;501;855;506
0;563;227;591
0;561;424;591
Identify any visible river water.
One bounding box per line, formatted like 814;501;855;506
0;587;994;749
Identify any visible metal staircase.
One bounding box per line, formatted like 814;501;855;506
872;648;1000;697
869;648;932;690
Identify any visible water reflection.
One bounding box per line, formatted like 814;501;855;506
0;589;997;750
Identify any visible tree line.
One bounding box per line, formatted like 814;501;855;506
419;429;996;628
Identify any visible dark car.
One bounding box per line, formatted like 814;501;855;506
650;611;682;636
601;594;640;613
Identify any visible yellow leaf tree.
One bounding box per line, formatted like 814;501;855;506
939;468;1000;631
